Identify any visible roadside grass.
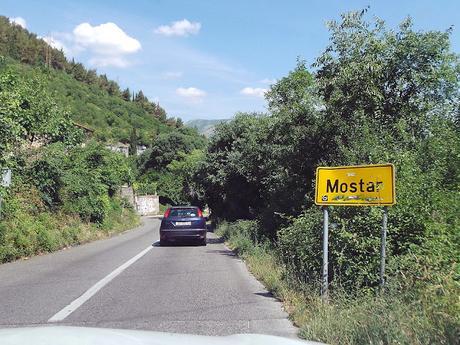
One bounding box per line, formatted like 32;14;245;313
217;221;460;345
0;195;140;264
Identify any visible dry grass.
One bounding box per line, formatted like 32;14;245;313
218;221;460;345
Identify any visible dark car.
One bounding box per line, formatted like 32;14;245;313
159;206;207;246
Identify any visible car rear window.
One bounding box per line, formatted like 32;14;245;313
169;208;199;217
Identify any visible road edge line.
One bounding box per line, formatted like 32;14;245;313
48;245;153;323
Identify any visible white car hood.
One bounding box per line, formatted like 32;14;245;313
0;326;324;345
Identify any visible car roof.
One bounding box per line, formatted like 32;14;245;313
169;206;198;209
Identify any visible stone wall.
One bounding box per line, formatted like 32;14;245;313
136;195;160;215
120;185;135;208
120;186;159;215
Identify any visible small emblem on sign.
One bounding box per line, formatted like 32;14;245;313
322;195;328;201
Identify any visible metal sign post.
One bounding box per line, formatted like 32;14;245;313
321;206;329;301
379;206;388;292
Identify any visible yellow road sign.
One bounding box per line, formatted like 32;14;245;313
315;164;395;206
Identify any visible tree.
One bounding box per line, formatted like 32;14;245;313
139;131;205;172
0;67;83;164
129;127;138;156
195;11;460;292
195;65;323;232
151;102;167;122
122;87;131;101
266;59;318;114
98;74;109;91
107;80;120;96
314;10;459;163
164;150;205;205
70;61;86;82
50;49;68;70
85;69;98;84
134;90;147;103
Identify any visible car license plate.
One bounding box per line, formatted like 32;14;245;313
175;221;191;226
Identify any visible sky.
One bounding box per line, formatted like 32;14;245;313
2;0;459;121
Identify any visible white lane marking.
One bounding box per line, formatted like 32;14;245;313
48;245;153;322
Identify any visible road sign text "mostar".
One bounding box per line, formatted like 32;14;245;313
315;164;395;206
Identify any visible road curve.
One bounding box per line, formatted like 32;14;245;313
0;217;297;338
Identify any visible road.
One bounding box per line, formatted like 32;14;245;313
0;217;297;338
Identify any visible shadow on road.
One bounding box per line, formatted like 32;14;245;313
205;249;239;259
206;237;224;245
254;291;275;299
206;223;216;233
153;241;204;247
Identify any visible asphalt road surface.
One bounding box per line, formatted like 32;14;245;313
0;217;298;338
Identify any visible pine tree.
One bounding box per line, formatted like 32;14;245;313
122;88;131;101
107;80;120;96
135;90;146;103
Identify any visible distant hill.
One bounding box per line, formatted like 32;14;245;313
186;119;229;137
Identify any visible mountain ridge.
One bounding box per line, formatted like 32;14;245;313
186;119;229;137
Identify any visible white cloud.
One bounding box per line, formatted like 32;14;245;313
240;87;267;98
176;87;206;103
154;19;201;37
70;22;141;67
73;22;141;54
88;56;130;68
38;23;141;67
9;17;27;29
177;87;206;97
161;71;183;80
260;78;277;84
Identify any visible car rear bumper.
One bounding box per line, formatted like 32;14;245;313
160;229;207;242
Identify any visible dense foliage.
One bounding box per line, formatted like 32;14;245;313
0;61;82;165
29;142;133;221
0;15;208;260
0;15;208;230
0;16;201;261
194;11;459;343
0;65;138;262
136;128;207;205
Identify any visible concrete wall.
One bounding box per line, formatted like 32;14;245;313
136;195;159;215
120;185;159;215
120;185;136;208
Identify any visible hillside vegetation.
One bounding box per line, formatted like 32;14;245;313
0;15;183;144
0;16;206;262
191;12;460;344
0;61;139;261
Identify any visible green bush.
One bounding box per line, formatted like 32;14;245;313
0;188;139;263
219;220;460;345
199;11;459;297
25;142;133;223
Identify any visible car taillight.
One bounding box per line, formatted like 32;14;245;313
197;208;203;217
164;208;171;218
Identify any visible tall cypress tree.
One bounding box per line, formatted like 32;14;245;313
129;127;138;156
